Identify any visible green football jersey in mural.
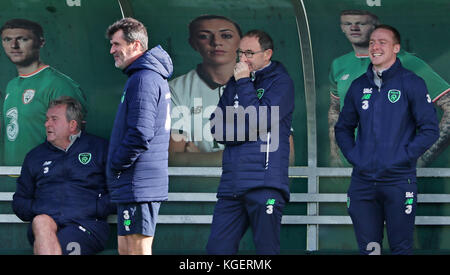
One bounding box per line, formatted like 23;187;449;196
2;65;87;166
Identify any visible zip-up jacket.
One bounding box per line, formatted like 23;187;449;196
210;61;294;201
335;58;439;183
106;46;173;203
12;132;113;243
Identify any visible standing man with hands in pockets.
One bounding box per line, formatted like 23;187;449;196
106;17;173;255
208;30;294;254
335;25;439;254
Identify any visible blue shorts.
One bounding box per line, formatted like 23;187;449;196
27;222;106;255
117;202;161;237
207;188;286;255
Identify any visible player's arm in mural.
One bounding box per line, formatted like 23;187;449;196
418;91;450;166
328;89;341;166
388;54;450;167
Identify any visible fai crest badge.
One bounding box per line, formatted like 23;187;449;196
388;89;401;103
22;89;35;104
256;88;265;99
78;153;92;165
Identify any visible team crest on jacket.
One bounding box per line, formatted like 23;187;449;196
256;88;265;99
22;89;35;104
78;153;92;165
388;89;401;103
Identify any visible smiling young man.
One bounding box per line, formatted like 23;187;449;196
335;25;439;254
106;17;173;255
13;96;113;255
1;18;87;166
328;10;450;167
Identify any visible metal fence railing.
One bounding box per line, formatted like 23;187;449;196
2;166;450;251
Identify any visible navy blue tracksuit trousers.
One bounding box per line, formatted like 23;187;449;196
347;177;417;255
206;188;286;255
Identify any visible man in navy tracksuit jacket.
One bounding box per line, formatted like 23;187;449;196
106;18;172;255
335;25;439;254
207;30;294;254
13;96;113;255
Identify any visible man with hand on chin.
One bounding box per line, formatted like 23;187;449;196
335;25;439;254
207;30;294;255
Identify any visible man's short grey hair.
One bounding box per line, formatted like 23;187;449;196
244;29;274;51
106;17;148;51
48;96;85;131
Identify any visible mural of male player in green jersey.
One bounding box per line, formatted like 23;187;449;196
1;18;87;166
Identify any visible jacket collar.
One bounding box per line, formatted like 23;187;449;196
123;46;173;79
46;131;83;152
253;61;278;80
366;57;402;85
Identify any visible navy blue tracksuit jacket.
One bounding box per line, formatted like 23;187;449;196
335;58;439;183
335;58;439;254
13;132;113;247
210;61;294;202
207;61;294;255
106;46;173;203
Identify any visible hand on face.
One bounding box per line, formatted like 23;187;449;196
233;61;250;80
237;36;271;74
